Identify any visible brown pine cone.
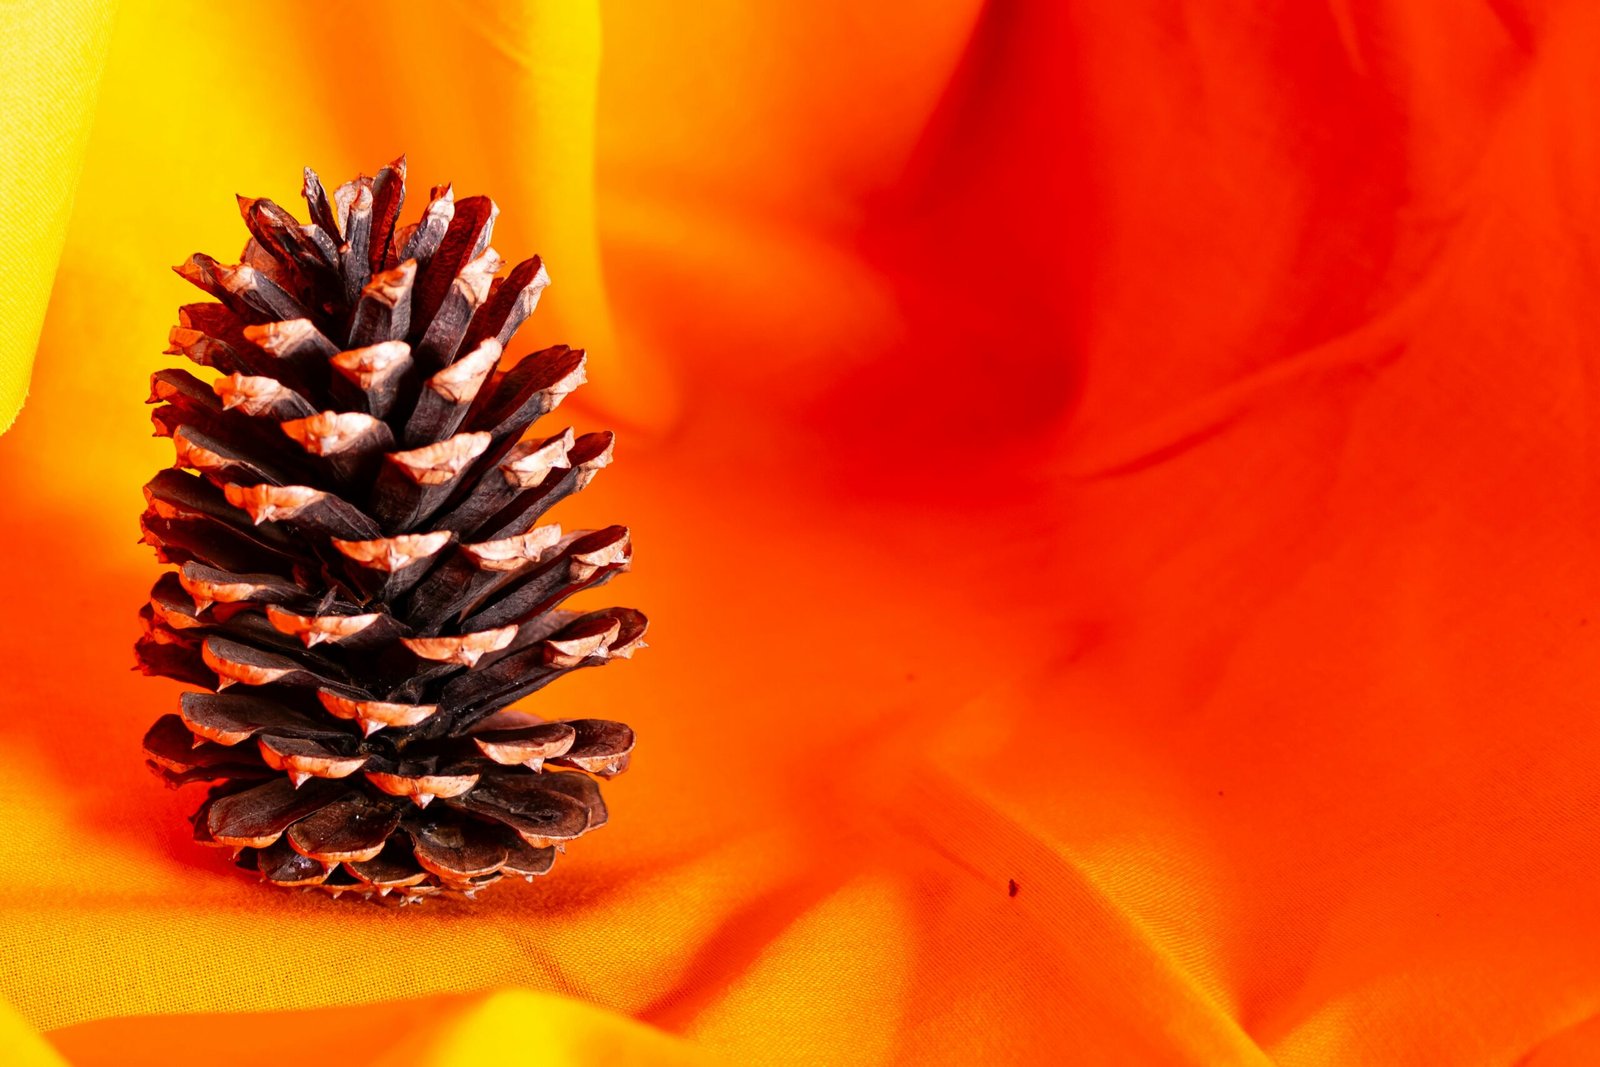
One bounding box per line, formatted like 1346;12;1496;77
138;156;644;903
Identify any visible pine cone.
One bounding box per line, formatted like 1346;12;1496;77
137;156;644;903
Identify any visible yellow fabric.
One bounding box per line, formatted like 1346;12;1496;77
13;1;1600;1064
414;991;715;1067
0;0;115;431
46;992;717;1066
0;999;66;1067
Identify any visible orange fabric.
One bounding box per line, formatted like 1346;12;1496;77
4;0;1600;1063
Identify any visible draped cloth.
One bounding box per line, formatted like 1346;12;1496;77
4;1;1600;1063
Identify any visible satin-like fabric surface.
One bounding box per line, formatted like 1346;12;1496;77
4;1;1600;1063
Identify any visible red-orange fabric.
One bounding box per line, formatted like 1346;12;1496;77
3;1;1600;1063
